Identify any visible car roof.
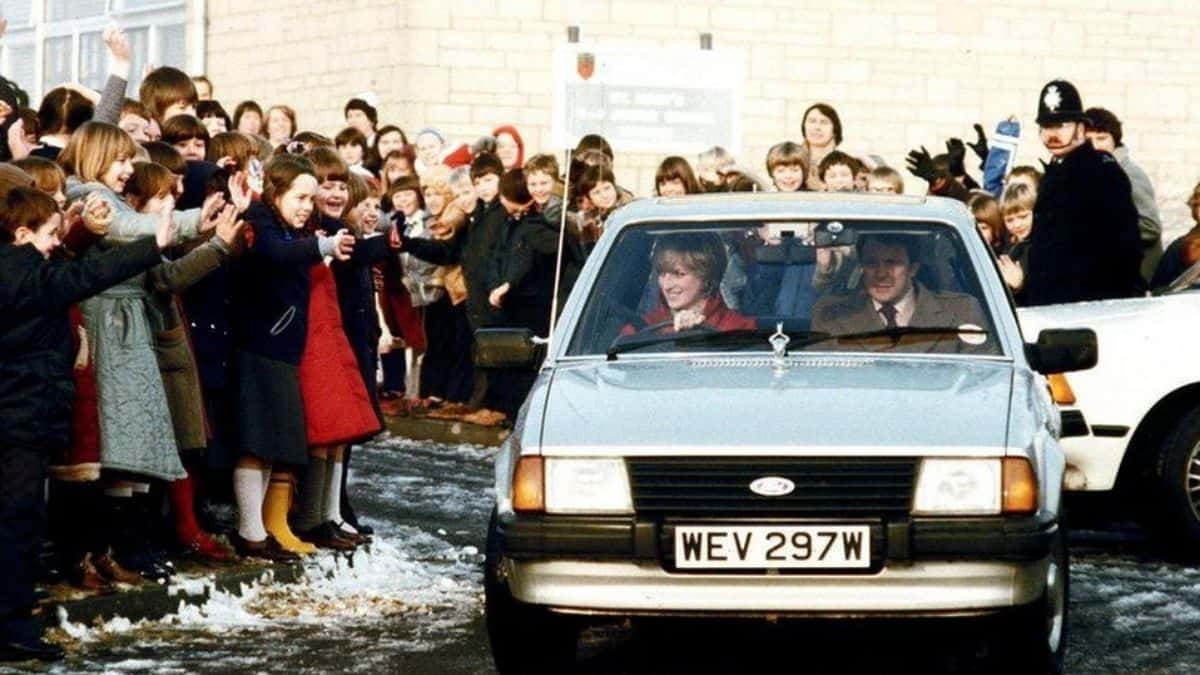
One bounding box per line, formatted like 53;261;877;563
606;192;975;234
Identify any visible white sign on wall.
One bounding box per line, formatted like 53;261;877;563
551;46;743;155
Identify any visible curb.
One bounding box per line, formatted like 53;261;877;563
39;561;305;629
384;413;509;447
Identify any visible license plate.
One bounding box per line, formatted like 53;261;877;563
674;525;871;569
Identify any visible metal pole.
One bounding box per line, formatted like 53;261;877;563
546;148;573;354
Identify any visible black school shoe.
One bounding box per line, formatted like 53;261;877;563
112;547;174;583
230;533;302;563
0;619;65;663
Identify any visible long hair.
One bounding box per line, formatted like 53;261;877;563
58;122;139;183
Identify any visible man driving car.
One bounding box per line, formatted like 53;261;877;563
810;234;989;354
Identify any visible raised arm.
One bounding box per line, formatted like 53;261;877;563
92;24;133;125
4;236;162;318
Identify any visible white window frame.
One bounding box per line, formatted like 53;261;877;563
1;0;200;102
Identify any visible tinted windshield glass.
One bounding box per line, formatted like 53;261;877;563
565;220;1003;357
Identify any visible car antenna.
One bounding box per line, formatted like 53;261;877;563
545;147;574;354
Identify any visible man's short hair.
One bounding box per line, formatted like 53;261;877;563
1084;107;1123;147
856;233;921;265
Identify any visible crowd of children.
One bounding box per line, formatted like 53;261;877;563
3;24;1200;663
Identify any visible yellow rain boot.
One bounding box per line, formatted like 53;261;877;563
263;477;317;555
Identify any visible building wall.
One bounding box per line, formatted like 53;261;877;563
204;0;1200;236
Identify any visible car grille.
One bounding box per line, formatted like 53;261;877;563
627;457;918;518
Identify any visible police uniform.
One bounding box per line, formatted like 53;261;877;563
1022;80;1143;306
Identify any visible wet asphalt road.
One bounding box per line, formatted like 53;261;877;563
9;436;1200;674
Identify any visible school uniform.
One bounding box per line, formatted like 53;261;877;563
0;236;162;648
228;201;325;466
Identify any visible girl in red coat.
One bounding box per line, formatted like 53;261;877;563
294;149;381;550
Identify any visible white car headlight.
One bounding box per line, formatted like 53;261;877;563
912;459;1001;516
544;458;633;515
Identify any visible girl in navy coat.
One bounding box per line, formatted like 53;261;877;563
227;154;354;560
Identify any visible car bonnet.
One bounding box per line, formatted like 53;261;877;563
539;356;1014;456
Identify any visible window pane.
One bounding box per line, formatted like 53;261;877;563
45;0;106;22
5;44;37;95
43;35;72;93
125;26;149;94
158;24;185;69
78;30;105;90
3;1;34;26
119;0;170;8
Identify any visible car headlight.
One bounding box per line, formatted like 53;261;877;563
912;459;1001;516
544;458;633;515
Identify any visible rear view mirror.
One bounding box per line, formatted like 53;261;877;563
474;328;544;370
814;221;857;248
755;237;817;265
1025;328;1097;375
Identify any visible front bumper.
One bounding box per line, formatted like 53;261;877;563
497;513;1056;615
499;514;1057;562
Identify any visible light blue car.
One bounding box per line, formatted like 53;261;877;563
478;193;1096;675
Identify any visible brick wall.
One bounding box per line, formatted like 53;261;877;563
203;0;1200;238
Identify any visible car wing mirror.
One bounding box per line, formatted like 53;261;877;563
1025;328;1097;375
474;328;545;370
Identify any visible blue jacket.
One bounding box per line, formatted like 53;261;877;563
229;201;324;365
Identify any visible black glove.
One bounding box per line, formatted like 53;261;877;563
946;138;966;177
968;123;988;163
905;146;937;183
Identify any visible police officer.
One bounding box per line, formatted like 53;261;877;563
1022;79;1143;306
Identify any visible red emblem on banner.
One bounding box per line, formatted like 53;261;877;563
577;52;595;81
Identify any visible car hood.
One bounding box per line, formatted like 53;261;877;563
539;355;1015;456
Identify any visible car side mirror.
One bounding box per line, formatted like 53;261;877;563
1025;328;1097;375
474;328;544;370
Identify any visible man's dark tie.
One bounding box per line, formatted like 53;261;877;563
879;301;898;329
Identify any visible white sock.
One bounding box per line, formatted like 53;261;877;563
234;467;268;541
324;461;345;525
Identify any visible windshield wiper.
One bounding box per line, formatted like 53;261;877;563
794;325;987;348
606;328;825;360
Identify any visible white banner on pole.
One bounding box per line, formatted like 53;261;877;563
551;46;744;155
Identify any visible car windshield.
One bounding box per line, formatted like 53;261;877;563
565;219;1004;358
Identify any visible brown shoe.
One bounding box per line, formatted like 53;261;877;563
332;522;371;545
93;551;145;586
297;522;358;551
69;553;117;594
231;533;301;563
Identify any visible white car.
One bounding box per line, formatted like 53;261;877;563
1018;264;1200;554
